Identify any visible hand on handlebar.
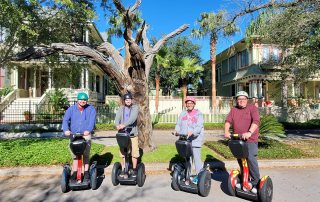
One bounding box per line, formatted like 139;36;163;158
116;124;126;130
83;130;90;136
224;131;231;139
241;132;252;140
64;130;71;136
187;131;193;138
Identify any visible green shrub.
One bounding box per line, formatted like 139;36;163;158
259;115;286;138
96;123;115;131
282;119;320;129
0;86;14;97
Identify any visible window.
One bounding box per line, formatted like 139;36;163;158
229;55;237;73
221;59;228;75
262;47;269;63
96;75;100;93
216;63;221;82
0;68;5;88
240;49;249;68
271;48;280;63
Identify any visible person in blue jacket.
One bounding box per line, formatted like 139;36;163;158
62;92;96;182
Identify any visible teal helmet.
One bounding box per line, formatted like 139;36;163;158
77;92;89;100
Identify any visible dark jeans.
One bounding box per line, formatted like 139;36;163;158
237;142;260;186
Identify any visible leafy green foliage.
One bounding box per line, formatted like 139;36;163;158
259;115;286;138
282;119;320;129
205;139;307;160
0;85;13;97
47;88;69;112
0;138;104;167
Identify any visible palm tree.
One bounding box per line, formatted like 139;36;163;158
175;58;203;104
154;46;172;113
192;11;236;112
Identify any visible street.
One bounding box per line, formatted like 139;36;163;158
1;167;319;202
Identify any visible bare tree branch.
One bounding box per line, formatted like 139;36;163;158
113;0;126;15
135;21;146;44
97;42;124;68
141;24;151;52
129;0;142;14
227;0;303;28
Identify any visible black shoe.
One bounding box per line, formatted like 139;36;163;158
70;172;77;182
131;169;137;178
84;171;90;181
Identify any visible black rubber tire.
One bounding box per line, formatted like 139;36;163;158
137;163;146;187
198;170;211;197
111;162;122;186
60;166;71;193
259;177;273;202
90;166;98;190
171;169;181;191
227;173;238;196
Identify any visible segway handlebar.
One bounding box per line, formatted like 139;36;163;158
172;132;189;140
117;127;133;135
228;133;243;140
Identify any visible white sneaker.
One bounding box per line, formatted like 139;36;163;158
251;187;257;194
236;183;241;189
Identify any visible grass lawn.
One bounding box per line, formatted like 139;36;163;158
0;138;220;167
0;138;104;167
283;140;320;158
204;138;309;159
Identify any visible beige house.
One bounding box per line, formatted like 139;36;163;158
0;22;109;102
216;37;320;106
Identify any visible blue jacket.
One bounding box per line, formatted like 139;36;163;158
62;104;96;135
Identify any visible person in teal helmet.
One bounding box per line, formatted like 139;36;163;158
62;92;96;183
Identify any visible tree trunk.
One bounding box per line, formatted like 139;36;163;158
182;78;187;108
155;65;160;113
210;37;217;112
282;79;288;108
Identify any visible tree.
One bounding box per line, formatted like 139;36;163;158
11;0;189;151
154;45;172;113
192;11;236;112
174;57;203;103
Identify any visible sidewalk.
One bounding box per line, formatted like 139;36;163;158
1;158;320;178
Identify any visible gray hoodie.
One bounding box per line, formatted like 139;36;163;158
115;104;139;136
175;109;205;147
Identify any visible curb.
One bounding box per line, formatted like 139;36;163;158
1;158;320;178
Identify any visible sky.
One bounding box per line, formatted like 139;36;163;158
93;0;251;63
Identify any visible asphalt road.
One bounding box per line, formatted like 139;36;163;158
1;167;319;202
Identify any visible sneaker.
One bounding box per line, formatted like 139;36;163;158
84;171;90;181
185;179;190;185
71;171;77;178
192;176;198;184
131;169;137;178
236;183;241;189
119;169;128;178
251;187;257;194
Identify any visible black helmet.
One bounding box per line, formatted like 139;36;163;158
123;93;133;100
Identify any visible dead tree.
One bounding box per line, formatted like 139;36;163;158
13;0;189;151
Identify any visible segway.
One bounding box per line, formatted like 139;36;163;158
111;128;146;187
227;134;273;202
171;133;211;197
61;133;98;192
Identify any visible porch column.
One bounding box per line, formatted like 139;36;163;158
48;66;52;89
85;69;89;89
291;82;295;97
249;81;252;98
13;68;18;89
80;68;85;89
238;83;243;91
33;70;36;97
257;80;263;98
100;75;103;94
93;73;96;92
252;80;258;98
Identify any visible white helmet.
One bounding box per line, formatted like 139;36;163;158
236;91;249;98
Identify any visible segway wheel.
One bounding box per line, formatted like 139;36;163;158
227;170;239;196
258;176;273;202
111;162;122;186
137;163;146;187
198;170;211;197
171;169;180;191
61;165;71;193
90;165;98;190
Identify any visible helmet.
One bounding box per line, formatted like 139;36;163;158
77;92;88;100
123;93;133;100
185;96;196;104
235;91;249;98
